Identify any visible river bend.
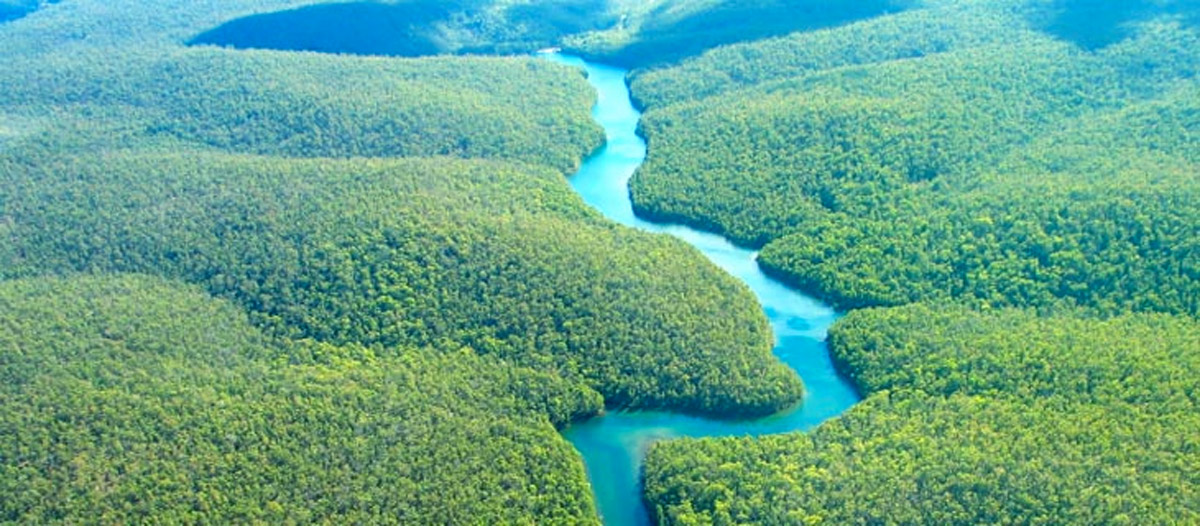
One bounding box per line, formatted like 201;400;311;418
545;54;861;526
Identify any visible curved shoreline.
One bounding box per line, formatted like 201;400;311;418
543;53;862;526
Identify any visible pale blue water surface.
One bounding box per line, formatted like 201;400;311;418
545;54;861;526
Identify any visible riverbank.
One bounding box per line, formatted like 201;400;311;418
545;53;861;526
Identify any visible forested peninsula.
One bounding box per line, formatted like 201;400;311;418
2;1;1197;525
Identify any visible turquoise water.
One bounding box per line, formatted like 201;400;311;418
545;54;863;526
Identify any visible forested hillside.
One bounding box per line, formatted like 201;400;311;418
178;0;917;67
0;1;808;523
0;151;800;415
646;306;1200;524
628;0;1200;314
0;275;602;524
190;0;617;57
6;0;1199;523
0;48;604;171
566;0;913;68
0;0;613;56
631;0;1200;523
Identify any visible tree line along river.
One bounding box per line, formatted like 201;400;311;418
544;54;862;526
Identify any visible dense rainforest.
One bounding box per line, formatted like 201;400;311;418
180;0;913;68
0;0;812;523
563;0;914;68
3;0;1198;524
645;306;1200;524
629;0;1200;524
0;275;602;524
188;0;617;58
0;151;799;416
628;0;1200;315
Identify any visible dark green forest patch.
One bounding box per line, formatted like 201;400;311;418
1034;0;1200;50
492;0;614;51
188;0;614;57
568;0;912;68
626;4;1017;108
0;0;45;23
188;2;454;57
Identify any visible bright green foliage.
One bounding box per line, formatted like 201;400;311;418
628;0;1200;314
0;1;606;174
0;47;603;172
0;1;809;523
0;150;800;416
828;305;1200;405
636;1;1200;523
627;1;1021;108
0;0;800;416
754;77;1200;314
0;274;603;524
645;306;1200;525
629;0;1200;106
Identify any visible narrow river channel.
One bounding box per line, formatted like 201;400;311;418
543;54;863;526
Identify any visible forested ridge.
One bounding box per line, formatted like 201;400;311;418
632;0;1200;524
0;275;602;524
0;151;801;416
188;0;619;58
645;307;1200;524
0;48;605;172
628;0;1200;315
0;0;609;56
5;0;1200;523
564;0;914;68
0;1;810;523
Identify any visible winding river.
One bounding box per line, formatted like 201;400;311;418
544;54;862;526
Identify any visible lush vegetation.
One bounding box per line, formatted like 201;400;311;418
189;0;616;58
0;1;814;523
628;0;1200;314
646;306;1200;525
0;47;604;172
0;274;603;524
1;0;802;418
633;0;1200;523
182;0;915;67
627;1;1018;108
1034;0;1200;50
566;0;912;68
0;150;800;416
7;0;1199;523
